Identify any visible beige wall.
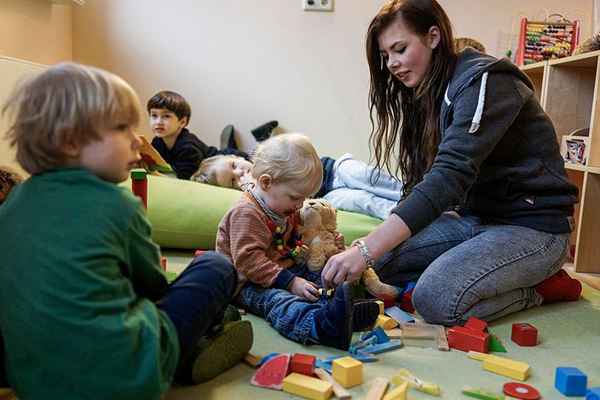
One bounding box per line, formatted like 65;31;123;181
0;57;45;175
72;0;593;162
0;0;72;65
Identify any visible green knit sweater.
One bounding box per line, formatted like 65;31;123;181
0;168;179;400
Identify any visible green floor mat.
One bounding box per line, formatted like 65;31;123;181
164;280;600;400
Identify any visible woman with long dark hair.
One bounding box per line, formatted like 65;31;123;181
321;0;582;325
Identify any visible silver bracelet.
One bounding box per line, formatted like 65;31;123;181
353;239;375;269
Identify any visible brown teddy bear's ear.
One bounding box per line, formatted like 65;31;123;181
322;202;338;231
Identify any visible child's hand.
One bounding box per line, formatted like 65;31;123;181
288;277;319;302
335;232;346;251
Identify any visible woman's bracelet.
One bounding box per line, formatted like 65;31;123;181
353;239;375;269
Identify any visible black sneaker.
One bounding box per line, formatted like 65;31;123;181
251;120;278;142
220;125;238;150
352;300;380;331
191;320;253;383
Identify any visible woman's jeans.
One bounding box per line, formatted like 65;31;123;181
375;212;569;326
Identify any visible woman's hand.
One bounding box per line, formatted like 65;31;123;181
321;246;367;289
288;277;320;302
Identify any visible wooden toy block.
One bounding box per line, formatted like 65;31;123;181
391;368;441;396
332;356;363;388
555;367;587;396
243;352;262;368
462;386;505;400
398;322;449;351
464;316;488;332
375;315;398;330
376;300;385;314
468;351;530;381
587;387;600;400
384;328;403;339
384;306;415;323
353;351;379;363
489;334;507;353
361;340;403;354
291;353;317;376
447;326;490;353
382;381;408;400
283;372;333;400
361;327;390;344
314;368;352;400
511;323;538;346
250;353;291;390
366;377;389;400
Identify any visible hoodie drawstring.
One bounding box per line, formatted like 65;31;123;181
468;72;488;134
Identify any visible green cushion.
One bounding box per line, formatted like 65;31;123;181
123;175;382;250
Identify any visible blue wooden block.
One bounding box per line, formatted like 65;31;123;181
353;351;379;363
361;339;403;354
360;327;390;344
385;306;415;323
587;387;600;400
315;359;333;373
555;367;588;396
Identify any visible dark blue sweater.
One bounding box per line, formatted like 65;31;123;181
392;49;577;234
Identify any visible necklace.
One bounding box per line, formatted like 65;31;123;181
265;217;304;259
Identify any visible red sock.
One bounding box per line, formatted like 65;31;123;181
399;289;415;314
535;270;582;304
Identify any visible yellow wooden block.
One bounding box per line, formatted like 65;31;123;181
383;381;408;400
376;300;385;315
375;315;398;330
482;354;530;381
332;356;363;388
283;372;333;400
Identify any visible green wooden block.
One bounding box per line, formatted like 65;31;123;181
462;386;505;400
489;334;507;353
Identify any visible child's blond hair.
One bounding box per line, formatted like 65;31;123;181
1;62;142;175
454;37;486;53
252;133;322;196
192;154;240;185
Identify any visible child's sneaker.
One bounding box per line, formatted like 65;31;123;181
314;283;379;350
191;320;253;383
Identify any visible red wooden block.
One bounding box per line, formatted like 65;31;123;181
464;316;488;332
250;353;291;390
511;323;538;346
447;326;490;353
290;353;316;376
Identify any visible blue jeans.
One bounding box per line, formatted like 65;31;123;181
158;252;236;359
238;264;323;345
323;153;402;220
375;212;569;326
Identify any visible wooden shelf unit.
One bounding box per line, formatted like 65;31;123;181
521;50;600;274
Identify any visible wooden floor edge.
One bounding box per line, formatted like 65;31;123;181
564;265;600;291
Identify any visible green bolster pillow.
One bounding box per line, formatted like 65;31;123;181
124;175;382;250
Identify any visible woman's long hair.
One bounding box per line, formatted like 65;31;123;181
366;0;457;197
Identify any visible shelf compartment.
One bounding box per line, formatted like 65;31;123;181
574;172;600;273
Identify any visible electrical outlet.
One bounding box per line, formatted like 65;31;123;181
303;0;334;12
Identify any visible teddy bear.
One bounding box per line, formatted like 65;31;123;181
297;198;401;305
0;165;24;206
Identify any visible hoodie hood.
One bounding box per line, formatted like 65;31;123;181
442;49;534;134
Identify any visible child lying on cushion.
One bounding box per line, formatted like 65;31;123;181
216;133;380;350
0;62;252;400
193;151;403;220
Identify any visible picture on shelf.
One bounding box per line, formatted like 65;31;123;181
560;128;590;166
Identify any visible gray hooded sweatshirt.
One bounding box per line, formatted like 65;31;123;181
391;49;577;235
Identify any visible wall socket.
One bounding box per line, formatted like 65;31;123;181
303;0;334;12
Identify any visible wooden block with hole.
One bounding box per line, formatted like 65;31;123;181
376;300;385;315
314;368;352;400
332;356;363;388
283;372;333;400
375;315;398;330
382;381;408;400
